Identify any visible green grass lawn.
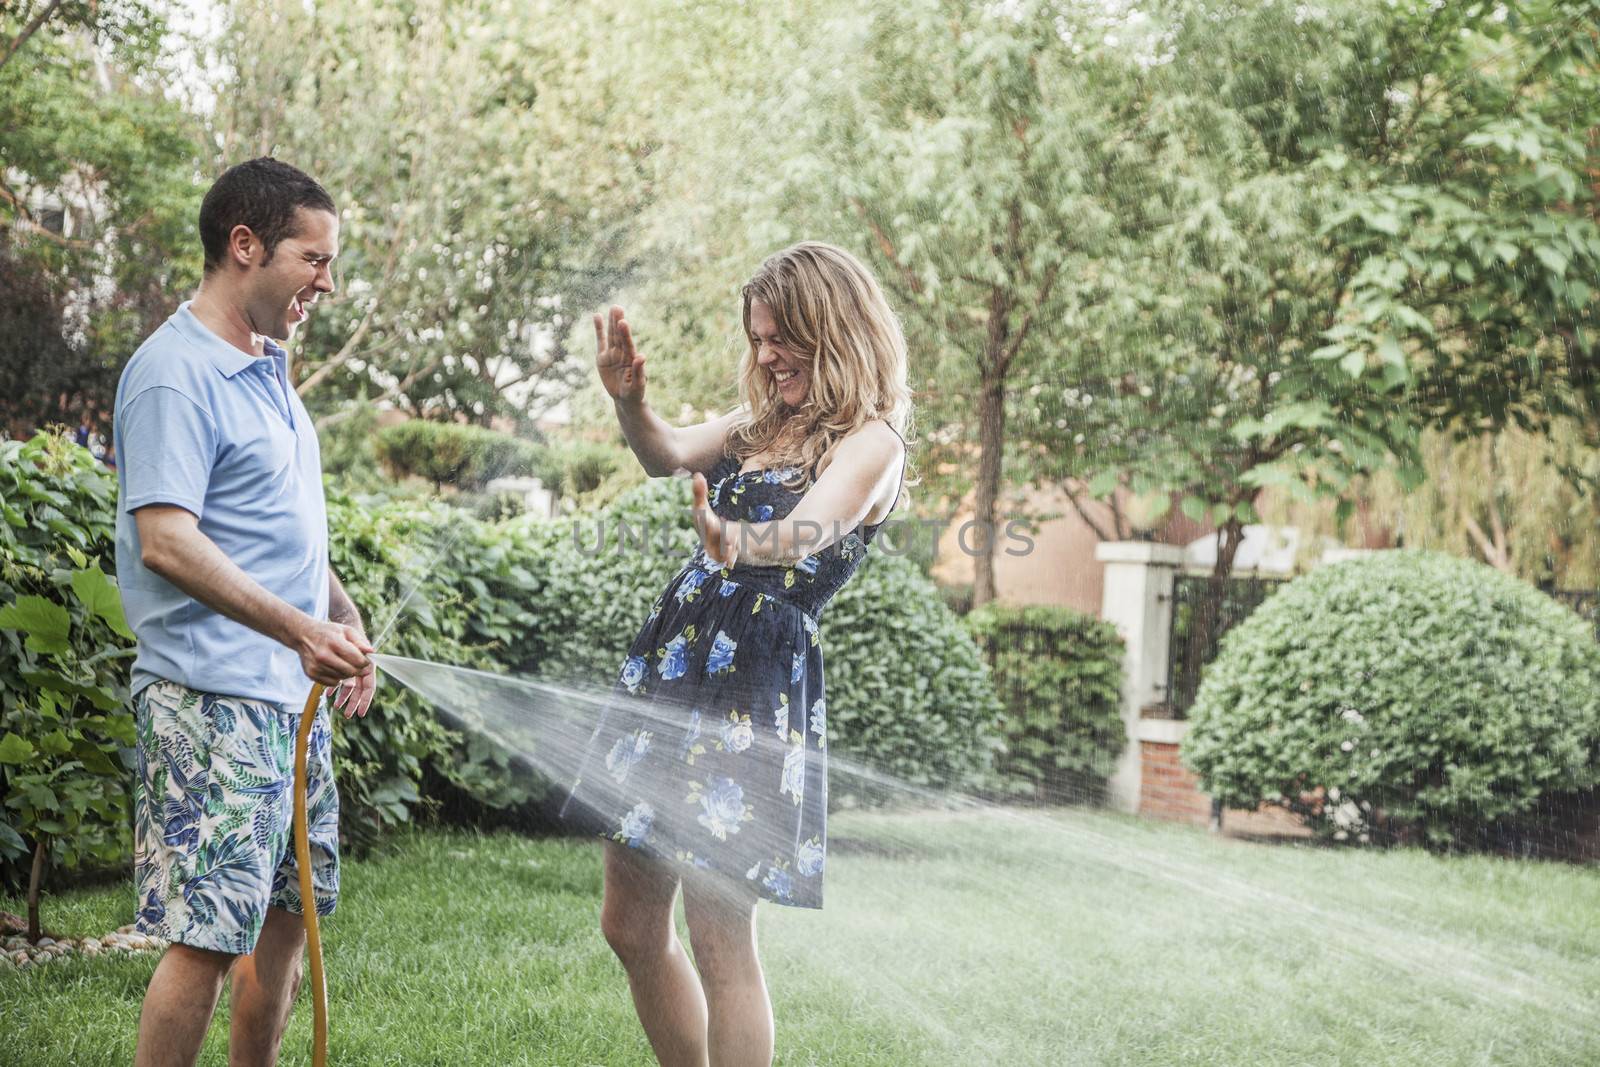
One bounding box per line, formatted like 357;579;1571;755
4;806;1599;1066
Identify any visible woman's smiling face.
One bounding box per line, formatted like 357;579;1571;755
749;299;809;407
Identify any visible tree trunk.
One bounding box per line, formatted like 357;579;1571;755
1175;515;1247;715
1211;516;1246;583
26;836;46;942
1200;519;1248;663
972;371;1006;607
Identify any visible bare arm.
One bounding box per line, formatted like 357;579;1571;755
615;398;742;477
595;305;740;476
328;570;362;629
327;569;378;717
135;505;372;688
692;422;904;567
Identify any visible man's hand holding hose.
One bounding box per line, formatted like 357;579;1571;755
297;619;376;717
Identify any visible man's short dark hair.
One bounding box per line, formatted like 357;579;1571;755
199;158;336;274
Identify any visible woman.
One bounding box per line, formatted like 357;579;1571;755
568;242;911;1067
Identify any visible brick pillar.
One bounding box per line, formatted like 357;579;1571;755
1095;541;1185;813
1137;720;1211;825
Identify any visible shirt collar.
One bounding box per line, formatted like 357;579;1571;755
262;338;289;376
173;301;269;379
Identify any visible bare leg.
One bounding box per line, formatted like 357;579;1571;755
602;842;711;1067
683;880;772;1067
134;943;234;1067
228;907;306;1067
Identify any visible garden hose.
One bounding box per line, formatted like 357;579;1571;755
293;682;329;1067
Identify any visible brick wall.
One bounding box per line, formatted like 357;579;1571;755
1139;736;1317;838
1138;740;1212;825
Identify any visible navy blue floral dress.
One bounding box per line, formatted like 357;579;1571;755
566;440;903;909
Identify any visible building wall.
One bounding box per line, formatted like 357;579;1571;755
930;484;1215;613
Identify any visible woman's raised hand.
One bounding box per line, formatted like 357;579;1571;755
595;305;646;404
692;473;739;569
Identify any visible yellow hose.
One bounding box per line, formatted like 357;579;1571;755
293;682;329;1067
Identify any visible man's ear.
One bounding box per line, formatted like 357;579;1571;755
226;223;260;270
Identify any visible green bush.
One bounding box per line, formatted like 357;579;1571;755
1182;550;1600;849
2;440;1003;895
0;435;136;918
324;489;551;846
374;420;547;492
0;449;552;878
505;476;698;683
547;439;625;502
825;552;1004;799
965;604;1124;804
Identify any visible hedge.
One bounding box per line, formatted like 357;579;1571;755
373;419;547;491
1;436;1004;915
965;604;1124;804
0;435;136;919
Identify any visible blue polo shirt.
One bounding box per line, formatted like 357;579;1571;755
113;302;329;707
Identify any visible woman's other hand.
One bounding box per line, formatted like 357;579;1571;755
595;305;647;404
692;473;739;568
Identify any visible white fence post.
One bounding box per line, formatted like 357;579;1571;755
1095;541;1186;813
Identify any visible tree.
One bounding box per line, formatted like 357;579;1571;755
555;0;840;437
0;2;201;438
1266;420;1600;588
210;0;660;429
1317;0;1600;439
755;0;1172;606
1039;0;1600;588
0;1;163;74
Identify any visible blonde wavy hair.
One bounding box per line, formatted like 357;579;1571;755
726;241;916;509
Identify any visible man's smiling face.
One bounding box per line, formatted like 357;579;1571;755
246;206;339;342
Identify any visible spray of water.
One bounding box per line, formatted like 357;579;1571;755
370;652;1600;1045
372;651;968;913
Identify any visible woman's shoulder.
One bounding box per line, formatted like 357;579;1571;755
811;420;903;488
843;419;904;463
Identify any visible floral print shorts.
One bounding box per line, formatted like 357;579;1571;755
132;679;339;955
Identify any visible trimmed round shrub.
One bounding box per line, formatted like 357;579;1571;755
825;551;1004;799
965;604;1124;804
548;439;626;502
374;419;546;491
1182;549;1600;849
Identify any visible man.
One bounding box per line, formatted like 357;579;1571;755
113;157;377;1067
